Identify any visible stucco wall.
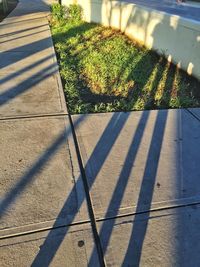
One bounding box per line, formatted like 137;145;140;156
63;0;200;80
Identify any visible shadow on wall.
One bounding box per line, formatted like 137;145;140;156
89;0;200;79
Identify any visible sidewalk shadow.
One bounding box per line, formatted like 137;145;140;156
0;116;83;217
31;112;132;266
88;60;177;267
86;2;184;265
5;0;52;18
0;22;100;108
0;2;193;266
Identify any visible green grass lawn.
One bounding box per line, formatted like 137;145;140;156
51;15;200;114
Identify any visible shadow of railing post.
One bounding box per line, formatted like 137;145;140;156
31;112;130;266
88;110;150;265
0;116;85;218
121;110;168;266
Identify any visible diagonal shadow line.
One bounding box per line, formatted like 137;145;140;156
120;63;176;266
0;23;49;38
0;29;50;44
0;37;52;69
122;110;168;267
0;62;57;106
87;51;172;265
0;16;48;26
7;12;49;22
31;112;130;266
0;53;55;85
0;116;84;218
88;111;150;265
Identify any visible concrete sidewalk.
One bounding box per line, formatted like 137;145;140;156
1;0;200;267
0;0;100;266
73;109;200;266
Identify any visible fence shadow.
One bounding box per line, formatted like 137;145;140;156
0;1;193;266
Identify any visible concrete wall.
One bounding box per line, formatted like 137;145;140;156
63;0;200;80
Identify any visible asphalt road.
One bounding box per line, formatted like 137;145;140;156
120;0;200;21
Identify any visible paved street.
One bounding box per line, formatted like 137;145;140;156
123;0;200;21
1;0;200;266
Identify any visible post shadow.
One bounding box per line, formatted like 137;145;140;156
0;116;84;218
121;110;168;266
0;2;185;266
0;53;55;85
88;110;150;265
0;62;58;106
0;23;49;38
121;60;178;266
0;28;50;44
32;7;182;267
0;22;98;104
31;112;131;266
0;15;49;26
88;55;171;265
0;36;53;70
6;0;51;18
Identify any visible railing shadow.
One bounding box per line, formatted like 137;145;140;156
0;63;57;106
0;1;190;266
85;2;182;265
0;23;49;38
0;116;84;217
0;28;50;44
0;36;53;69
31;112;131;266
87;64;176;267
121;110;169;266
5;0;52;18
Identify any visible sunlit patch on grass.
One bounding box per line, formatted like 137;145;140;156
51;16;200;114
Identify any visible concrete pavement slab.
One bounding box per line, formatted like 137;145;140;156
0;72;67;118
4;0;52;20
0;116;88;237
0;4;67;118
72;109;200;219
0;34;54;53
0;13;50;25
0;222;100;267
0;23;51;52
0;17;49;36
0;0;96;264
97;204;200;267
0;49;57;74
0;14;54;52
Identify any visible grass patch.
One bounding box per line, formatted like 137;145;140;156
51;5;200;114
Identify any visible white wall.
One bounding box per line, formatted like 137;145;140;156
63;0;200;80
